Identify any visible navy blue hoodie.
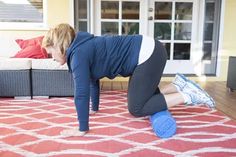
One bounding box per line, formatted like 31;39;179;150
66;32;142;131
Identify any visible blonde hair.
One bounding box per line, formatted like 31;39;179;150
42;23;75;55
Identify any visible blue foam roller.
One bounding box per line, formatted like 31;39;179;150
150;110;177;138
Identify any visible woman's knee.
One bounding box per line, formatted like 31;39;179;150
128;105;143;117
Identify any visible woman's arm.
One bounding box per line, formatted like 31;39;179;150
61;52;90;137
90;79;100;112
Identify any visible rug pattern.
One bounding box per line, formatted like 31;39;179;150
0;90;236;157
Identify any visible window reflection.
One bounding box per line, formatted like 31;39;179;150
205;2;215;21
175;2;192;20
122;2;139;19
203;43;212;60
122;22;139;35
101;22;118;35
174;23;192;40
174;43;190;60
101;1;119;19
154;23;171;40
163;43;170;60
155;2;172;20
0;0;43;23
204;23;213;40
78;21;87;32
78;0;87;18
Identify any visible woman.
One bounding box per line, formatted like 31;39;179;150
42;23;215;137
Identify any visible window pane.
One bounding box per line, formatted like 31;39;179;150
174;43;190;60
101;1;119;19
203;43;212;60
205;2;215;21
0;0;43;23
122;2;139;19
78;0;87;18
154;23;171;40
78;21;87;31
174;23;192;40
101;22;118;35
122;22;139;35
175;2;192;20
155;2;172;20
163;43;170;60
204;23;213;41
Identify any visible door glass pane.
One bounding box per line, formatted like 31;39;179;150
205;2;215;21
122;22;139;35
101;1;119;19
101;22;118;35
204;23;213;40
78;0;87;18
175;2;193;20
174;43;190;60
75;0;89;32
155;2;172;20
163;43;170;60
174;23;192;40
78;21;87;32
122;2;139;19
203;43;212;60
154;23;171;40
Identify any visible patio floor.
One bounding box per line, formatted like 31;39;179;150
101;81;236;120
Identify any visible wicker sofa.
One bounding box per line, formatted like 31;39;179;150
0;58;32;97
31;59;74;97
0;58;74;98
0;33;74;98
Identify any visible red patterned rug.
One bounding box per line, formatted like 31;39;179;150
1;90;236;157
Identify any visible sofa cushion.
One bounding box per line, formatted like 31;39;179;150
0;58;31;70
31;58;68;70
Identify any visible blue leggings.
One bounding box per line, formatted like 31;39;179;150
128;40;168;117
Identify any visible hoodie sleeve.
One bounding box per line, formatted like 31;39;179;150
71;51;90;131
90;79;100;111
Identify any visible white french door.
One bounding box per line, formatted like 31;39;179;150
94;0;145;35
93;0;209;74
148;0;199;74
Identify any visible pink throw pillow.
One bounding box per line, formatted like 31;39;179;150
13;44;48;59
13;36;48;59
15;36;44;49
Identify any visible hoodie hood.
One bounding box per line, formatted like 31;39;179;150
66;31;94;72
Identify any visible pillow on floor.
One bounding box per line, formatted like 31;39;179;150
13;36;48;59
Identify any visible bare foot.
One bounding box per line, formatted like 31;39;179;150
60;128;87;137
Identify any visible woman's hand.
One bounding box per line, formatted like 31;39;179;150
60;128;87;137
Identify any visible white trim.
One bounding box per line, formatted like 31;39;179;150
118;0;122;35
90;0;94;33
69;0;74;27
94;0;101;35
216;0;225;77
0;0;48;30
43;0;48;28
140;0;148;35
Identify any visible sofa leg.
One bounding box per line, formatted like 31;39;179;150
32;96;50;99
14;96;32;100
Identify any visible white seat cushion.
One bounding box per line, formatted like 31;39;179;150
0;57;31;70
31;58;68;70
